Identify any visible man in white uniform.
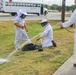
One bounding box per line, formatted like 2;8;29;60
37;19;57;51
59;9;76;67
14;9;31;50
44;8;48;16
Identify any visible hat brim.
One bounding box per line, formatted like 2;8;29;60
24;12;27;15
41;21;48;24
19;10;27;15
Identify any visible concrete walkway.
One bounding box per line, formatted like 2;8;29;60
52;55;76;75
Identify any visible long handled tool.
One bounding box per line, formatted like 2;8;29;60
52;22;61;28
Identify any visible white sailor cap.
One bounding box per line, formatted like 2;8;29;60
19;9;27;15
41;19;48;23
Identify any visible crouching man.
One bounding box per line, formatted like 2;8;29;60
37;19;57;51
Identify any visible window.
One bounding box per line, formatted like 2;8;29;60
22;3;25;6
37;4;41;7
33;4;36;7
27;3;30;7
30;3;33;7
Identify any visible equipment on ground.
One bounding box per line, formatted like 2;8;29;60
22;39;43;51
22;43;39;51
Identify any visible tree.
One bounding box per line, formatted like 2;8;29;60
57;6;62;12
66;6;70;11
44;4;50;10
50;4;58;10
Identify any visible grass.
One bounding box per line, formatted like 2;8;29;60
0;20;74;75
65;13;71;17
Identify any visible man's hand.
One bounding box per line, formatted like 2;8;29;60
24;24;28;32
37;37;40;41
59;22;63;28
26;28;28;32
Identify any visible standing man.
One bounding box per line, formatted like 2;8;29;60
44;8;48;16
59;9;76;67
14;9;31;50
37;19;57;51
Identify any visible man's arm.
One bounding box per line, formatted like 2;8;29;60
37;29;49;41
24;23;28;32
14;23;24;29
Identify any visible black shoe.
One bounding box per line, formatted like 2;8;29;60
73;63;76;67
38;49;43;52
52;40;57;47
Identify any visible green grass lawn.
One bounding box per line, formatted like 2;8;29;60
0;20;74;75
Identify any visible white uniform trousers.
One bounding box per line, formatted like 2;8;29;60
14;29;31;49
42;39;53;48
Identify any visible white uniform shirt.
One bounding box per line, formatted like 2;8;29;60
40;23;53;48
